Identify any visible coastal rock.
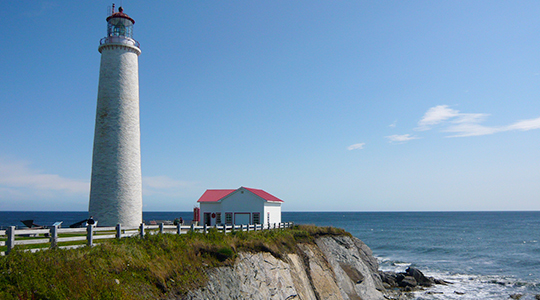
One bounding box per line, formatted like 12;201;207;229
182;235;385;300
379;267;447;293
398;276;417;288
180;235;449;300
379;271;398;287
406;267;434;287
315;236;385;299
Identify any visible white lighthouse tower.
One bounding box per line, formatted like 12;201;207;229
89;5;142;227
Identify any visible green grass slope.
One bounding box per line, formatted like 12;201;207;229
0;225;349;300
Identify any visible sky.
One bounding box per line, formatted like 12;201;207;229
1;1;539;212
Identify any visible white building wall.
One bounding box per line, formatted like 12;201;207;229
88;43;143;227
264;202;282;225
199;202;221;226
220;190;265;214
221;189;265;225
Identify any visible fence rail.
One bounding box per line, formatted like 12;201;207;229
0;222;293;255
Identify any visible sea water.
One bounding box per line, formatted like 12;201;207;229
1;211;538;299
286;211;540;300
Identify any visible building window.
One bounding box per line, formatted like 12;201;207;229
216;213;222;224
253;213;260;224
225;213;233;225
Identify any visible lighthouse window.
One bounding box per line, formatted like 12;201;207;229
114;23;126;36
107;18;133;38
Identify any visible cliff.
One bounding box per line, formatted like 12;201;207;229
182;235;386;300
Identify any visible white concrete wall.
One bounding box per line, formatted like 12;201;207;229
199;202;221;226
220;189;265;215
88;43;142;227
264;202;282;225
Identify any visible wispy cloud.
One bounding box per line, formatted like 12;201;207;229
389;120;397;128
386;134;420;143
0;158;201;204
505;117;540;131
347;143;365;150
417;105;540;137
0;159;89;195
416;105;460;131
142;176;199;197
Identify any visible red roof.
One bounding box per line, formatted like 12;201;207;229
197;189;235;203
197;187;283;203
107;6;135;24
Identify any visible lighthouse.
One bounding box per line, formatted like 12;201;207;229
88;5;142;227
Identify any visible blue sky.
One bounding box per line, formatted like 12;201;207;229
1;1;539;211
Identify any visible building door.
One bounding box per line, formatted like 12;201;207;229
203;213;211;226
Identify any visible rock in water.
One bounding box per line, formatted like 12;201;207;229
406;267;435;287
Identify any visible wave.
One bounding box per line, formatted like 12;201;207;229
377;256;540;300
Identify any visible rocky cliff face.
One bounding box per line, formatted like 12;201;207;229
182;235;386;300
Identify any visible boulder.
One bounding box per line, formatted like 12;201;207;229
406;267;434;287
398;276;417;288
379;271;398;287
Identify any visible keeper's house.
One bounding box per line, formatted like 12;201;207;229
197;187;283;226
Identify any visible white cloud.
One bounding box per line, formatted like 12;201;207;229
444;123;500;137
347;143;365;150
415;105;540;138
0;159;201;201
0;159;89;195
389;120;397;128
386;134;420;143
142;176;199;197
505;117;540;131
416;105;459;131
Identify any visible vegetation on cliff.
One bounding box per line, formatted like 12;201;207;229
0;225;348;300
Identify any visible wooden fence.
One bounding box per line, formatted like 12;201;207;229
0;222;294;256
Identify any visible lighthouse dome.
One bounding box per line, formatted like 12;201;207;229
106;7;135;24
100;5;139;49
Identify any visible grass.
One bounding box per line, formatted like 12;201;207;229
0;225;349;300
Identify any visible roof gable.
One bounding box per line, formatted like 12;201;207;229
197;187;283;203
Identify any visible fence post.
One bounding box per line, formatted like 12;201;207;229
190;223;195;233
177;223;182;235
6;226;15;254
50;225;58;248
240;224;244;232
140;223;145;238
86;224;94;247
159;223;164;234
222;224;226;234
116;224;122;239
204;224;207;234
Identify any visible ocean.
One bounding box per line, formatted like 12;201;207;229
1;211;539;299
